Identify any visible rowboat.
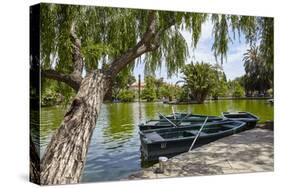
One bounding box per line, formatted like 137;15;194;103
222;112;259;129
139;113;223;131
159;112;191;120
140;120;246;161
159;112;222;120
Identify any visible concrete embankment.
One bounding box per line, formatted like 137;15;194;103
129;127;273;180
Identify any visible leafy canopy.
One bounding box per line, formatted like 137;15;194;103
40;3;271;77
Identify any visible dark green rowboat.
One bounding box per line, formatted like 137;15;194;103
139;113;223;131
140;120;246;161
159;112;222;120
222;112;259;129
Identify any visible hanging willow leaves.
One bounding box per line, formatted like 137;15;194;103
40;3;273;94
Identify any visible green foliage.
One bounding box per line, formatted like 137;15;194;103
118;90;135;102
40;4;273;101
40;4;272;75
227;79;245;97
232;83;245;97
41;79;75;106
158;83;182;101
154;78;164;98
159;85;170;99
112;69;136;100
178;86;190;102
142;76;157;102
211;65;228;99
211;14;257;63
81;43;114;71
258;17;274;75
181;61;217;103
139;76;182;101
41;90;62;107
243;45;272;95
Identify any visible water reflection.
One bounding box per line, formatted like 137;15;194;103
30;110;40;154
103;103;134;143
82;103;142;182
40;106;65;158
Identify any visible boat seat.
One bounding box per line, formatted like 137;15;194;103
180;122;191;126
146;132;165;142
146;121;158;126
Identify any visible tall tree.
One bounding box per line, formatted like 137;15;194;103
243;45;272;94
211;64;228;99
181;61;216;103
35;4;273;184
155;77;164;98
259;17;274;80
142;76;157;102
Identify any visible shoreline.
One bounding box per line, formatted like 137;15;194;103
103;97;273;104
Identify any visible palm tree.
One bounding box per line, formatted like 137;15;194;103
243;45;260;94
243;45;272;95
243;45;260;75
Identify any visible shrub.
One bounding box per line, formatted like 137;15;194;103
118;90;135;102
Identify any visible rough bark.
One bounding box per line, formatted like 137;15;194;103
40;70;110;185
70;22;84;80
41;69;81;92
104;83;113;101
30;136;40;184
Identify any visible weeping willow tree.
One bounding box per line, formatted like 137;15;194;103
33;3;273;185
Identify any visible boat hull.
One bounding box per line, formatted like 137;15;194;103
140;121;246;161
222;112;259;129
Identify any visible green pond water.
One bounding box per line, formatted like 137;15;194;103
38;100;273;182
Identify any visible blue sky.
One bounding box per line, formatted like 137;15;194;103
133;18;249;83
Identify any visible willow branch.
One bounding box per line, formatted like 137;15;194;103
70;22;84;77
108;11;158;77
42;69;81;92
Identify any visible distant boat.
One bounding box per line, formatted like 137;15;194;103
162;99;169;104
112;99;120;103
222;112;259;129
140;120;246;161
139;113;223;131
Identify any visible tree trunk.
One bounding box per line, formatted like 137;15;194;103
104;82;113;101
30;136;40;184
38;11;170;185
40;70;110;185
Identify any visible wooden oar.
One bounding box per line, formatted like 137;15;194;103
188;117;208;152
172;106;176;119
175;112;192;126
158;112;178;127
